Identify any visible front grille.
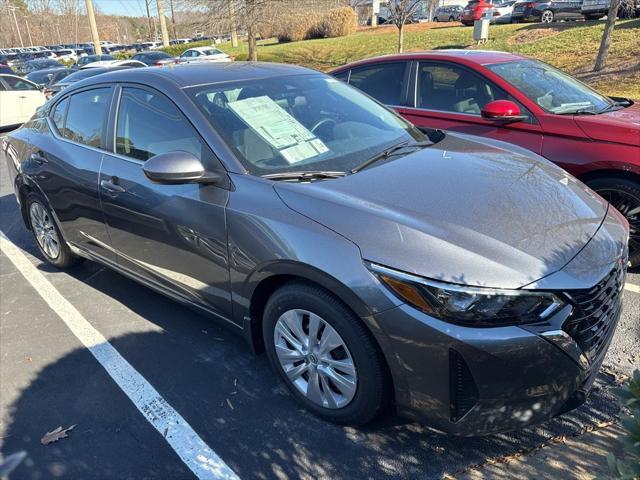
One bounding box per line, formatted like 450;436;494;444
563;262;626;363
449;349;479;422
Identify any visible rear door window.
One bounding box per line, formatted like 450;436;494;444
51;96;69;132
2;76;39;91
347;62;408;106
61;88;111;148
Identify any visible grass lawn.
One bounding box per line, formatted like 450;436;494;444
212;19;640;99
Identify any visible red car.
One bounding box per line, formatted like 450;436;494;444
461;0;495;25
331;50;640;267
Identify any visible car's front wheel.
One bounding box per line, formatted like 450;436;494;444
541;9;554;22
26;192;80;268
263;282;389;425
586;177;640;270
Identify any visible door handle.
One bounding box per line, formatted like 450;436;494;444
18;95;27;99
30;152;48;165
100;178;126;194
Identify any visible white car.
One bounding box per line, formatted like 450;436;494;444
0;75;47;128
484;0;517;22
177;47;231;64
54;49;78;62
80;59;147;69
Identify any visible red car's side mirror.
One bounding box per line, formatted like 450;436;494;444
481;100;528;124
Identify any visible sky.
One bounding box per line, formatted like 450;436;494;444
94;0;150;18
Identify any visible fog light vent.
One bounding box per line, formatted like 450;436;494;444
449;349;479;422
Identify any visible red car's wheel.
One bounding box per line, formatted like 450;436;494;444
587;177;640;270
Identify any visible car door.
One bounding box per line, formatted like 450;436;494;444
28;87;116;262
0;77;22;127
99;85;233;320
1;75;46;123
399;61;544;154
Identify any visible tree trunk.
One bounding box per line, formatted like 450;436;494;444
397;23;404;53
247;24;258;61
594;0;620;72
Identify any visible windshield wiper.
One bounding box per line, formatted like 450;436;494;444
262;170;346;182
555;108;597;116
349;140;433;174
596;102;625;114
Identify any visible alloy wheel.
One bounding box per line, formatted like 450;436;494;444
541;10;554;22
599;188;640;267
273;309;358;409
29;202;60;260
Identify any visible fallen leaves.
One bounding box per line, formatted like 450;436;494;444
41;425;76;445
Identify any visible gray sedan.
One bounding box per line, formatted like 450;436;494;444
3;63;628;435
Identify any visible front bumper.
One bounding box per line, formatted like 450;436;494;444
375;292;621;435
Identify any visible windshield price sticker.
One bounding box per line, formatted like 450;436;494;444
229;96;329;164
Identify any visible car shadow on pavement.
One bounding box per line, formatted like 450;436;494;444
1;252;624;480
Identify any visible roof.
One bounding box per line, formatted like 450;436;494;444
79;62;318;89
332;50;526;71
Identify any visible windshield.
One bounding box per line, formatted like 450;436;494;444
189;74;427;176
486;59;614;114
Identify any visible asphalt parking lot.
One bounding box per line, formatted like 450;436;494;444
0;130;638;480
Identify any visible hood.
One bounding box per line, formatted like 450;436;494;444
574;102;640;146
276;133;609;289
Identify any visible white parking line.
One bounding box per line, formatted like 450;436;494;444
0;232;239;480
626;283;640;294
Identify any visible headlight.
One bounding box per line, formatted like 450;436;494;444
368;263;565;327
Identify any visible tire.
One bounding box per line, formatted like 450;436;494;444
263;281;389;426
541;9;554;22
584;14;600;20
585;177;640;269
25;192;81;269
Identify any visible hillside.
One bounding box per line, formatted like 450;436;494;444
215;19;640;99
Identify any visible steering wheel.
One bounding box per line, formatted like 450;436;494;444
310;118;337;135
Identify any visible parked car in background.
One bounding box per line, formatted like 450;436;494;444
511;0;584;22
581;0;640;18
177;47;231;64
46;65;139;96
461;0;495;24
3;63;629;434
17;59;62;76
487;0;518;22
26;67;73;97
331;50;640;267
53;49;78;63
0;53;18;68
132;51;177;67
433;5;465;21
177;47;231;63
0;74;46;128
75;54;115;68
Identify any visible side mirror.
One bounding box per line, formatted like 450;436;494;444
481;100;528;124
142;151;220;185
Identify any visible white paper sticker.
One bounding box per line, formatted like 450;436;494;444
228;95;329;164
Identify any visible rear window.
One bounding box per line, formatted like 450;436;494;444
60;88;111;148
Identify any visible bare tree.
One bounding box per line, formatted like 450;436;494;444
387;0;422;53
594;0;621;72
